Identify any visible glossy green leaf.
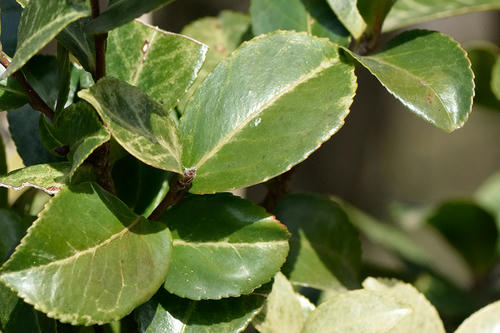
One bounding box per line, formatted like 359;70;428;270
455;300;500;333
302;289;411;333
274;193;361;290
253;273;311;333
362;277;445;333
326;0;366;39
136;288;264;333
427;201;498;274
0;0;90;80
15;0;27;7
8;106;64;166
161;193;290;300
181;31;356;193
467;44;500;111
112;154;171;217
357;0;396;38
0;209;23;263
0;182;172;325
250;0;350;46
107;20;207;108
45;102;110;178
79;77;183;174
57;18;96;74
179;11;251;112
87;0;175;34
492;56;500;100
347;30;474;132
21;55;59;109
0;162;69;195
56;44;71;113
0;282;57;333
383;0;500;32
0;0;21;57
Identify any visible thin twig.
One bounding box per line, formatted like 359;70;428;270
148;169;196;220
90;0;107;80
262;169;294;212
0;52;55;120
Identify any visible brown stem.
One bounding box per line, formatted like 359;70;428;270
0;52;55;120
262;169;294;212
90;0;107;81
148;169;196;220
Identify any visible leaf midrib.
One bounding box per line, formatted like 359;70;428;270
1;216;143;276
190;56;340;170
173;239;289;248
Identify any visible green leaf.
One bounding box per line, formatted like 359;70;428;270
346;30;474;132
455;300;500;333
0;282;57;333
181;31;356;193
0;74;28;111
87;0;175;34
0;0;22;57
0;162;71;194
8;106;64;166
362;277;445;333
15;0;27;8
302;289;411;333
56;44;71;113
250;0;350;46
78;77;183;174
0;182;172;325
253;273;311;333
57;18;96;75
179;10;251;112
107;20;208;109
0;0;90;80
112;154;171;217
136;288;265;333
326;0;366;39
492;56;500;100
383;0;500;32
467;44;500;111
0;209;24;263
476;170;500;237
274;193;361;290
161;193;289;300
357;0;396;38
0;136;7;207
427;201;498;274
46;102;111;179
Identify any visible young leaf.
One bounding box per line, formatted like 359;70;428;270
302;289;411;333
383;0;500;32
107;20;208;109
455;300;500;333
8;106;64;166
250;0;350;46
362;277;446;333
346;30;474;132
253;273;311;333
45;102;111;178
467;44;500;111
427;201;498;274
0;0;22;57
86;0;175;34
0;0;91;80
136;288;265;333
0;182;172;325
326;0;367;40
181;31;357;193
274;193;362;290
56;18;96;74
179;10;251;112
161;193;290;300
78;77;183;174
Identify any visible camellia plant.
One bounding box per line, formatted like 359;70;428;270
0;0;500;332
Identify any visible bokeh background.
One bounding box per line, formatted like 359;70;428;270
150;1;500;218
